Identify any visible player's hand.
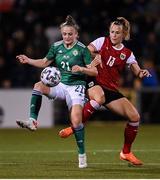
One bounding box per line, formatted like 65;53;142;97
138;69;152;78
91;54;103;68
16;55;30;64
72;65;83;73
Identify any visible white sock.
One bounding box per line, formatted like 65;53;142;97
90;100;101;110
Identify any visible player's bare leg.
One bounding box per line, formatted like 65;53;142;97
59;99;100;138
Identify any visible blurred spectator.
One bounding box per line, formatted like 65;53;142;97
142;59;159;87
134;58;159;89
0;0;15;12
134;58;160;123
45;26;61;45
142;32;160;66
0;56;12;88
29;23;48;58
12;29;26;54
4;38;16;68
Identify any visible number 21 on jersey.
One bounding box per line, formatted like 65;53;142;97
61;61;71;71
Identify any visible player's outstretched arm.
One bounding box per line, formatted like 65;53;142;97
72;65;98;76
16;55;52;68
131;63;151;78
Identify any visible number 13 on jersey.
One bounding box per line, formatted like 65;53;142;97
106;56;116;67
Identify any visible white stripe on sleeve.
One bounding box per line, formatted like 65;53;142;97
126;52;137;67
90;37;105;51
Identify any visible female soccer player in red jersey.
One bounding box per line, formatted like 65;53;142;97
59;17;151;166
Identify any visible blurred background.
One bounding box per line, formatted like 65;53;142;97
0;0;160;127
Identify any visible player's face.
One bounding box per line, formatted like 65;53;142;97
109;24;124;46
61;26;78;46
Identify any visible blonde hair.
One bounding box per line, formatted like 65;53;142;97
110;17;130;41
60;15;79;32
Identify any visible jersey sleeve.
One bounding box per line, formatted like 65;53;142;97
83;47;92;65
90;37;105;51
126;52;138;67
45;44;55;61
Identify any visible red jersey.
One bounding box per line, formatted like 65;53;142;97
90;37;137;91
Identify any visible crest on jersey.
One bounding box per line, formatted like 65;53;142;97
73;50;78;56
120;53;126;60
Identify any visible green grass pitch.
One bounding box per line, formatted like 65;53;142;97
0;121;160;179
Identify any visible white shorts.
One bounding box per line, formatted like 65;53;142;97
48;82;86;109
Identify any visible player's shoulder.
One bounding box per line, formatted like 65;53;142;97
49;40;63;51
53;40;63;47
77;41;86;48
92;37;105;43
122;45;132;54
120;45;133;59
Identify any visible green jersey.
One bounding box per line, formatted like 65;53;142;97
46;40;91;86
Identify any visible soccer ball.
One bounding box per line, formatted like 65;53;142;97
40;66;61;87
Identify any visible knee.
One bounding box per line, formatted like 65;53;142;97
72;118;82;128
94;94;105;105
71;112;82;128
33;81;44;92
129;112;140;122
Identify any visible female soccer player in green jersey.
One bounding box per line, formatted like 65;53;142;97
16;15;98;168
